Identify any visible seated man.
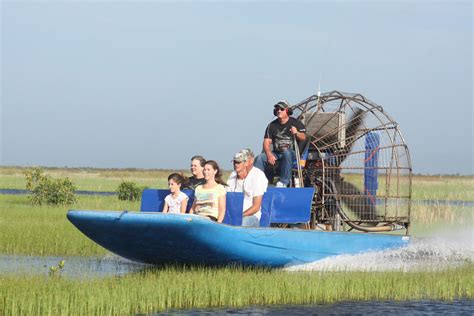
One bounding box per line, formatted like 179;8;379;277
227;149;268;226
254;100;306;187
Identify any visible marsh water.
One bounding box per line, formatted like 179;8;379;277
0;253;146;278
2;238;472;315
2;189;472;314
2;229;472;277
161;300;473;315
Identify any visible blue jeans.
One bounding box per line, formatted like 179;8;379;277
242;215;260;227
254;150;295;185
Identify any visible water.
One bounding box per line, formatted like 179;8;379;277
285;229;474;272
1;229;472;277
0;253;148;278
160;300;473;315
2;231;472;314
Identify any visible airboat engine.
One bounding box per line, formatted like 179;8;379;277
292;91;412;234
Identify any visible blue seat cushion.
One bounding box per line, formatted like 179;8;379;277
141;189;194;213
222;192;244;226
141;189;244;226
141;188;314;226
259;191;274;227
267;187;315;224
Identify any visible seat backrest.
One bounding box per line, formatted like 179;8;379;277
267;187;315;224
141;189;194;213
222;192;244;226
259;191;274;227
141;189;244;226
141;188;314;225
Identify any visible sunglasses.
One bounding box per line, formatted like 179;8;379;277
275;107;286;112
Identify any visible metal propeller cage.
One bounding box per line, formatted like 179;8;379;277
292;91;412;234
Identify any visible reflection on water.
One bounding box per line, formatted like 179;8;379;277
0;253;148;278
160;300;473;315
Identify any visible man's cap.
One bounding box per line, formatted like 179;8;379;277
232;148;254;162
242;148;254;158
274;100;291;110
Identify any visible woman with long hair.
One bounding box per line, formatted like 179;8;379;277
190;160;226;223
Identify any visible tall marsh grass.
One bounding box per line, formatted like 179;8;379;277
1;167;472;200
0;195;138;256
0;167;232;191
1;194;472;256
1;168;473;314
1;265;472;315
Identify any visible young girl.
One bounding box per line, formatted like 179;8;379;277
190;160;227;223
162;173;189;214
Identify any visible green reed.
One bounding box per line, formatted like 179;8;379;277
1;194;472;256
0;166;232;191
1;264;472;315
0;195;137;256
1;168;473;314
1;167;472;200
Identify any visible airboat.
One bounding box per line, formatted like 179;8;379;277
68;91;412;268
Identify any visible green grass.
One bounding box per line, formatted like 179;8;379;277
0;167;171;191
412;175;474;201
0;166;233;192
1;190;472;256
1;166;472;200
0;195;137;256
1;167;473;314
1;265;472;315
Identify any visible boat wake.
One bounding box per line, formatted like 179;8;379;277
285;229;474;272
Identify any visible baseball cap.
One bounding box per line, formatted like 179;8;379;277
232;149;253;162
274;100;291;110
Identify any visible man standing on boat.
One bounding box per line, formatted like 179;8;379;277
254;100;306;187
227;149;268;227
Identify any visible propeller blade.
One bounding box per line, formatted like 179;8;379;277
335;108;366;166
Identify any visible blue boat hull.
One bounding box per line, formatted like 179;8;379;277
67;210;410;268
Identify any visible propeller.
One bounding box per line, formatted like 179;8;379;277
313;108;377;221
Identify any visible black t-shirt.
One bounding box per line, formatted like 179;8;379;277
264;117;306;152
182;176;206;190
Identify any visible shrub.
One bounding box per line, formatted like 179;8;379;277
24;167;77;206
116;181;146;201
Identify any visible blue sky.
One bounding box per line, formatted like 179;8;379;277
1;1;472;174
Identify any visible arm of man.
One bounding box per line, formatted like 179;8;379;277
243;195;263;217
290;126;306;142
263;138;277;165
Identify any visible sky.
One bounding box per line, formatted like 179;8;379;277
1;1;472;174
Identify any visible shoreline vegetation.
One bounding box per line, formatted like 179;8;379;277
1;167;473;314
2;265;472;315
1;166;473;201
